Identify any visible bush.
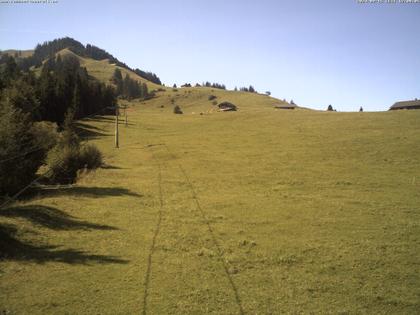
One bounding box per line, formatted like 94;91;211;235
208;95;217;101
173;105;183;114
46;145;81;184
79;144;102;169
46;141;102;184
45;106;104;184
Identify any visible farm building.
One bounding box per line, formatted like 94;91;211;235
389;99;420;110
274;103;297;110
218;102;237;111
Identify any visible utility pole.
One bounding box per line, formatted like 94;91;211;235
115;105;119;148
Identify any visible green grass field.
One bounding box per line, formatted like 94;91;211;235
1;88;420;314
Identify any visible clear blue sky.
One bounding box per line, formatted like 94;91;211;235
1;0;419;111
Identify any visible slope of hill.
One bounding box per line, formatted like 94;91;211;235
0;49;34;58
1;90;419;314
55;48;163;91
1;37;162;86
126;85;293;114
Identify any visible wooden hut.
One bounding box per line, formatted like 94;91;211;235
218;102;237;111
389;99;420;110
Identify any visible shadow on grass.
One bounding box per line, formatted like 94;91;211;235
35;186;142;199
74;122;111;139
0;204;127;264
82;116;135;126
101;164;124;170
83;116;115;122
0;205;117;231
0;224;127;264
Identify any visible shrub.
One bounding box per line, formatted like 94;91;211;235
46;145;81;184
173;105;183;114
46;135;102;184
208;95;217;101
79;144;103;169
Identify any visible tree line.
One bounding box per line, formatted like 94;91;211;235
0;54;116;124
112;68;150;100
235;85;256;93
0;54;113;196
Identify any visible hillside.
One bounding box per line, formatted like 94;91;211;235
0;49;34;58
1;88;419;313
55;48;163;91
125;85;293;114
1;37;162;90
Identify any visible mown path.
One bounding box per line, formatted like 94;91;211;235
141;143;244;315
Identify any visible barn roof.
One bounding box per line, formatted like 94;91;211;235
274;103;297;109
390;99;420;109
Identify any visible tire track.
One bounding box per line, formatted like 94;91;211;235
141;148;164;315
163;144;245;315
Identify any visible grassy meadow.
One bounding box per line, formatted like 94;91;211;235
1;87;420;314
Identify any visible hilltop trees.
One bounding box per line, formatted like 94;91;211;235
133;68;161;85
239;85;257;93
2;37;162;85
112;69;149;100
327;104;333;111
202;82;226;90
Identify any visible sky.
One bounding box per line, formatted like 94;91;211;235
0;0;419;111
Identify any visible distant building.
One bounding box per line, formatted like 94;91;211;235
274;102;297;110
218;102;237;111
274;104;296;110
389;99;420;110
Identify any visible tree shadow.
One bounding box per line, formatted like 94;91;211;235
0;205;117;231
74;122;111;139
34;186;143;199
83;116;115;123
82;116;135;126
0;224;128;265
101;164;124;170
75;122;104;131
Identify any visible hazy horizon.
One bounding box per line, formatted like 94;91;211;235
1;0;419;111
